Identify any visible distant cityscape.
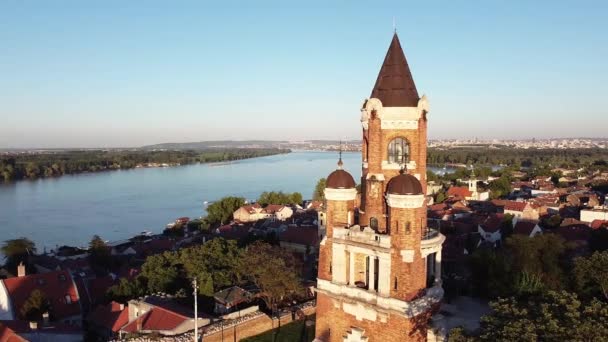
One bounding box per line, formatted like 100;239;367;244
2;137;607;155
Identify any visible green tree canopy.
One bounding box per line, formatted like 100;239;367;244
106;277;148;304
478;291;608;342
574;251;608;301
178;238;242;296
141;252;180;294
488;175;512;199
240;241;303;310
313;178;326;201
1;238;36;273
206;196;246;225
257;191;302;206
20;289;50;321
88;235;112;273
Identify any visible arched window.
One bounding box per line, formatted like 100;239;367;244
370;217;378;230
387;138;409;164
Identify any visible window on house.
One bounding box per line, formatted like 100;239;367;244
394;277;398;290
370;217;378;230
65;295;72;304
405;222;411;234
388;138;410;164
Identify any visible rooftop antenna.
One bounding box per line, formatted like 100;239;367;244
337;140;344;169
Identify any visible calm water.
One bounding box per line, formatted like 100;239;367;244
0;151;451;250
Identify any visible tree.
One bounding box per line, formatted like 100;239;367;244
427;170;439;183
141;252;180;294
106;277;148;303
435;191;446;203
89;235;111;272
589;227;608;252
178;238;242;296
20;289;50;321
573;251;608;301
1;238;36;273
505;234;568;294
257;191;302;206
313;178;326;201
479;291;608;342
488;175;512;199
469;247;512;298
206;196;246;225
240;241;303;311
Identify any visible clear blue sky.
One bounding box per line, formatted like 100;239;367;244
1;0;607;148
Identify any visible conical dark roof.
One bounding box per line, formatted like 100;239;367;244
370;33;419;107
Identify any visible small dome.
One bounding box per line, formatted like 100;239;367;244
326;169;356;189
387;173;423;195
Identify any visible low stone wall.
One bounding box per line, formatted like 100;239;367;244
116;301;316;342
221;305;260;320
202;301;316;342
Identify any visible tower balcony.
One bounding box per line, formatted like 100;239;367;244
420;227;445;258
316;278;444;320
333;225;391;250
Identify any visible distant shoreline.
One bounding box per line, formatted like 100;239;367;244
0;148;290;183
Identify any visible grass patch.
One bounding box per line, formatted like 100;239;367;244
242;314;316;342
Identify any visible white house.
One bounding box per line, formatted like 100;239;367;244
478;215;503;244
580;208;608;223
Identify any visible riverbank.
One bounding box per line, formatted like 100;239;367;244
0;148;290;182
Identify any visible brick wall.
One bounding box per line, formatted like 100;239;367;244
315;294;430;342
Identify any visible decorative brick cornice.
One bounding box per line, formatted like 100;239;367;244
324;188;357;201
385;194;425;209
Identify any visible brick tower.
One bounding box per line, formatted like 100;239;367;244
314;33;445;342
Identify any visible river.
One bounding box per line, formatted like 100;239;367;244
0;151;454;250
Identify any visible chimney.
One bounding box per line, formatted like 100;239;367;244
42;312;50;326
119;303;125;311
17;262;26;277
29;321;38;330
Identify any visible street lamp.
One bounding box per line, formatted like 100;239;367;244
193;278;198;342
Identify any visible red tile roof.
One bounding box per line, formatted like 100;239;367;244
87;301;129;332
241;204;262;214
504;201;528;212
591;220;608;230
121;306;188;333
514;221;538;236
447;186;472;199
480;214;505;233
0;323;26;342
279;227;319;246
263;204;286;214
2;270;81;320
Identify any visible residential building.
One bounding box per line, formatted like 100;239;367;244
503;201;539;221
86;301;129;339
0;268;82;326
233;203;294;222
580;208;608;223
121;295;211;337
513;221;543;237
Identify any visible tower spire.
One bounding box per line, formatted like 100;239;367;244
370;33;419;107
337;140;344;169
